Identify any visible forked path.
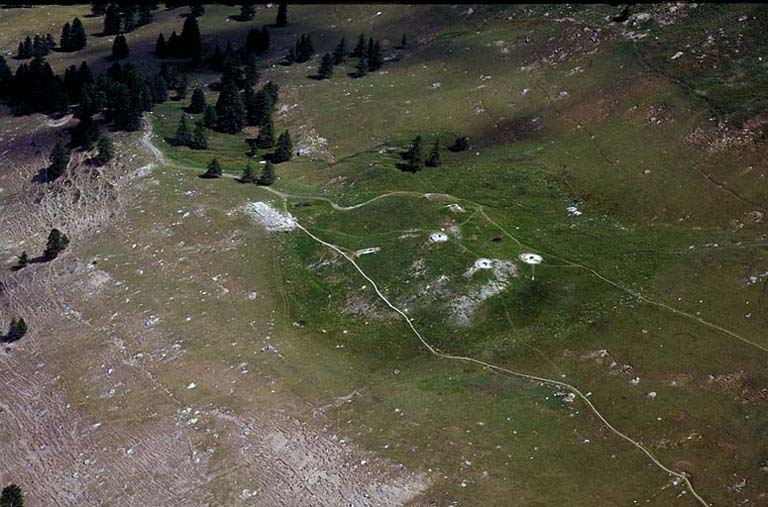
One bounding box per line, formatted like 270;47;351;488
140;120;718;505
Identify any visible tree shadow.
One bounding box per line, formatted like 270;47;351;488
31;167;50;184
228;14;253;22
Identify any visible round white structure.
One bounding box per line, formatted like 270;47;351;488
474;258;493;270
519;253;543;265
429;232;449;243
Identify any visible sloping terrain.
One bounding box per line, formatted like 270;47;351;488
1;3;767;507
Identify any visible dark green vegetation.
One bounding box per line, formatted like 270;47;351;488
0;485;23;507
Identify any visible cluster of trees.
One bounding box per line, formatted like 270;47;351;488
111;34;129;60
239;159;275;185
402;136;442;173
0;56;69;115
285;34;314;64
276;1;288;27
245;26;270;56
237;2;256;21
15;34;56;59
351;35;384;76
0;483;23;507
155;15;202;61
100;3;157;35
3;318;28;343
44;228;70;260
169;113;207;150
60;17;87;52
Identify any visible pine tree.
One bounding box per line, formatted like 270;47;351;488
95;135;114;165
318;53;333;79
190;4;205;17
201;157;222;178
44;228;70;260
272;130;293;163
354;55;367;78
122;5;137;32
172;114;193;146
78;61;94;86
240;160;257;183
155;33;166;56
47;140;70;181
151;74;168;103
175;74;188;99
450;135;469;152
70;18;87;50
33;35;49;58
405;135;423;172
111;34;129;60
0;56;11;95
16;251;28;269
190;120;208;149
70;114;101;148
104;4;122;35
367;39;383;71
180;14;202;61
215;80;245;134
59;23;72;51
255;113;275;148
425;140;440;167
6;318;28;342
240;2;255;20
258;160;275;185
166;31;179;57
188;87;206;113
399;34;407;49
275;0;287;27
244;54;260;83
264;81;279;104
295;34;314;63
352;34;365;57
203;104;217;128
245;87;271;126
332;37;347;65
91;0;107;16
45;33;56;49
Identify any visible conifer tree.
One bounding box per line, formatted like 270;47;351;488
180;14;202;61
190;120;208;149
0;56;11;95
155;33;166;56
258;160;275;185
425;139;441;167
264;81;279;104
45;33;56;49
240;3;255;20
354;55;367;78
59;23;72;51
91;1;107;16
6;318;28;342
122;5;137;32
95;135;114;165
104;4;122;35
173;114;193;146
111;34;129;60
44;228;70;260
272;130;293;163
405;135;423;172
244;54;260;84
255;113;275;148
151;74;168;103
215;80;245;133
203;104;217;128
190;4;205;17
33;35;49;58
399;34;407;49
318;53;333;79
240;160;257;183
275;0;287;27
332;37;347;65
367;39;383;71
70;18;87;50
201;157;222;178
175;74;188;99
70;114;100;149
188;87;206;113
47;140;70;181
16;251;28;269
450;135;469;152
352;34;365;57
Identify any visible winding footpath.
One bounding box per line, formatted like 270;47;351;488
139;120;716;506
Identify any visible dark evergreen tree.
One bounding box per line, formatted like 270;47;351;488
354;55;367;78
70;18;87;50
425;140;440;167
317;53;333;79
240;160;257;183
111;34;129;60
201;157;222;178
272;130;292;163
70;114;101;148
203;104;217;128
367;40;383;71
0;56;11;96
399;34;407;49
258;160;275;185
275;0;287;27
151;74;168;103
175;74;188;100
155;33;166;56
59;23;72;51
78;61;94;86
44;228;70;260
16;37;32;59
91;0;107;16
5;318;28;342
264;81;279;104
172;113;193;146
244;54;260;84
246;26;270;55
32;35;49;58
16;251;29;269
352;34;365;57
284;46;296;65
190;120;208;149
138;5;153;26
294;34;314;63
255;113;275;148
449;135;469;152
215;80;245;133
104;4;122;35
95;135;115;165
240;3;255;20
189;4;205;17
180;14;202;61
121;5;137;32
47;140;70;181
188;87;206;113
332;37;347;65
245;87;271;126
166;31;179;56
404;135;423;172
